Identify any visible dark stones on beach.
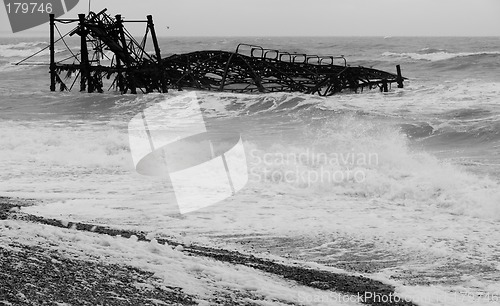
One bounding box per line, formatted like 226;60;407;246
1;198;417;306
0;245;196;306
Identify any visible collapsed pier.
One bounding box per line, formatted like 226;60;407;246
20;9;405;95
163;46;405;95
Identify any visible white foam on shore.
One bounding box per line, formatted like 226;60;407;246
0;219;362;306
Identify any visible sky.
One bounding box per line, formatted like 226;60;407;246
1;0;500;37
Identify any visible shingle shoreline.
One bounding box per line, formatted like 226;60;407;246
1;197;418;306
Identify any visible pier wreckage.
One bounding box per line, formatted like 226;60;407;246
20;9;405;95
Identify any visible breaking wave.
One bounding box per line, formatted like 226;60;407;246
0;41;49;58
382;50;500;62
243;112;500;220
0;41;68;61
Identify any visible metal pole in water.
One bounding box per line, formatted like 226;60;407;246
396;65;404;88
381;80;388;92
147;15;167;93
78;14;90;92
116;14;136;94
49;14;56;92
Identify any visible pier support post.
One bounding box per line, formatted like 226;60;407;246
147;15;167;93
396;65;404;88
116;14;136;94
78;14;91;92
116;57;124;92
114;15;124;93
381;80;388;92
49;14;56;92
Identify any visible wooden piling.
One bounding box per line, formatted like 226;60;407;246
49;14;56;92
116;57;124;92
396;64;404;88
78;14;91;92
147;15;167;93
114;15;124;93
116;14;136;94
381;80;388;92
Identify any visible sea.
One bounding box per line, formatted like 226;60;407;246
1;36;500;305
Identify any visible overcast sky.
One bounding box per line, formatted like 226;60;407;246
1;0;500;37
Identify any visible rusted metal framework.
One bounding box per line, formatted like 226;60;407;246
46;9;166;94
164;44;404;95
19;9;405;95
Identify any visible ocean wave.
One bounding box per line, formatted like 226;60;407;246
427;119;500;145
0;41;48;48
382;50;500;62
245;115;500;220
0;41;67;59
418;47;448;54
439;108;493;120
395;106;500;145
195;91;324;118
118;91;500;149
0;62;46;73
398;122;434;139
